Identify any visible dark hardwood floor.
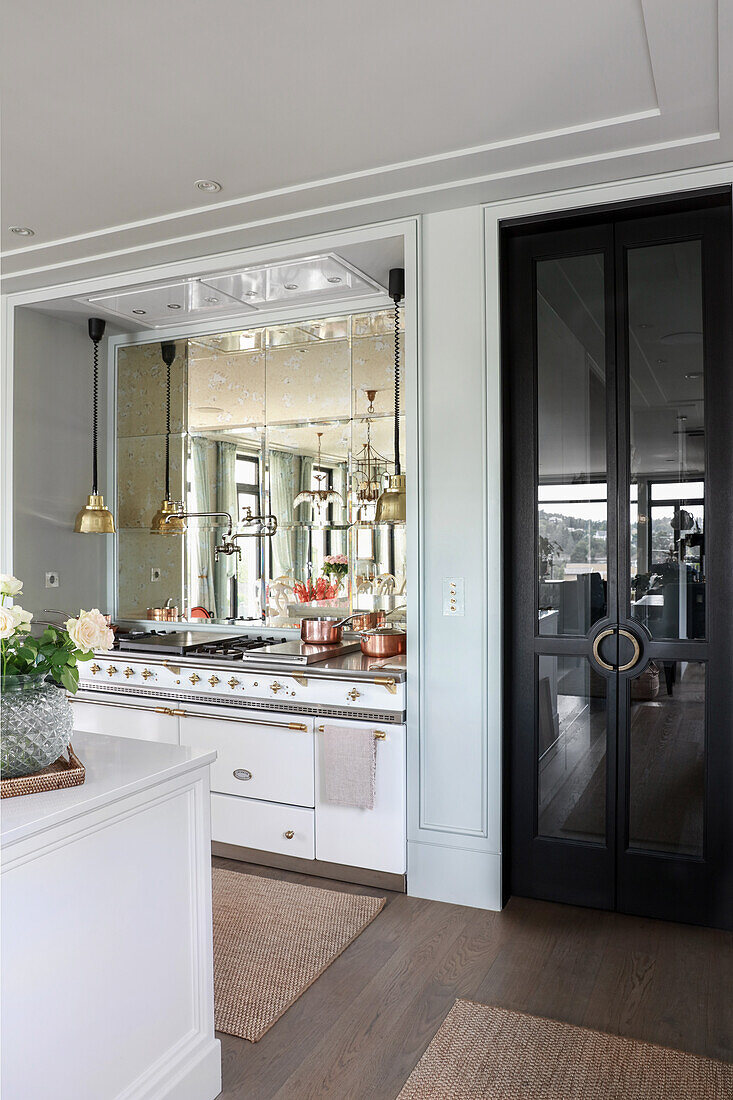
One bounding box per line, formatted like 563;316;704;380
214;855;733;1099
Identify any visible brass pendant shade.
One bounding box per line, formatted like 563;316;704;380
74;493;116;534
374;268;406;525
374;474;406;524
76;317;115;534
150;498;187;535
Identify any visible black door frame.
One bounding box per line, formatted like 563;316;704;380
500;187;733;929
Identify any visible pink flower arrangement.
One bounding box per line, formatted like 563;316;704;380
322;554;348;582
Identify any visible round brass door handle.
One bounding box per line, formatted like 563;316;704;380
592;628;616;672
618;628;642;672
283;830;295;840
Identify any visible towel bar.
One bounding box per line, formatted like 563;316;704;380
317;724;386;739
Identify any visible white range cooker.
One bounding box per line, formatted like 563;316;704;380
71;630;407;882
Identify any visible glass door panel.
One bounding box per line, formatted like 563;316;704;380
537;655;607;844
627;239;705;641
627;660;705;858
536;254;608;636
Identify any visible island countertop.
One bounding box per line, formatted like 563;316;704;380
0;730;216;849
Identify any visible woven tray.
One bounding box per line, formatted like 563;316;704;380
1;744;85;799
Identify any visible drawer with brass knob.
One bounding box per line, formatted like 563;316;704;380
210;793;314;859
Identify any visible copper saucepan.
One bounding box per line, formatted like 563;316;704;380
300;615;354;645
359;625;406;658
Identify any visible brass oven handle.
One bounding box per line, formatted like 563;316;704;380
592;628;616;672
618;629;642;672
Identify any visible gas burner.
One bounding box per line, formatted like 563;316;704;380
115;630;288;658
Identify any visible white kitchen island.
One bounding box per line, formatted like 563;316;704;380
1;731;221;1100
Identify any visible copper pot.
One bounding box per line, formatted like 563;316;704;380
350;610;381;631
300;615;353;645
147;606;179;622
359;625;406;658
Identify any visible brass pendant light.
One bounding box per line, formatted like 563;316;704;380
151;341;186;534
75;318;116;534
375;268;406;525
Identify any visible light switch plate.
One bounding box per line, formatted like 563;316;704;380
150;567;161;582
443;577;464;616
45;571;59;588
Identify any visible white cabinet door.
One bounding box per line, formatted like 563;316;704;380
70;696;180;744
315;721;406;874
178;707;314;807
211;793;315;859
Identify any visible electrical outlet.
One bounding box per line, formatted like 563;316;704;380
150;567;161;582
45;571;59;588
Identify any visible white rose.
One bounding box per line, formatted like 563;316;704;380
0;574;23;597
10;606;33;633
65;609;113;652
0;606;18;640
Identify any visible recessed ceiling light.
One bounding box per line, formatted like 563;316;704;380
9;226;34;236
685;371;703;380
204;296;219;304
132;309;146;315
327;276;342;284
194;179;222;193
284;283;299;290
656;358;667;364
167;303;181;310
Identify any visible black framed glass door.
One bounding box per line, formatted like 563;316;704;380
502;191;733;929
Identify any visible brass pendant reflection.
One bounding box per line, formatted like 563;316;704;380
150;498;187;535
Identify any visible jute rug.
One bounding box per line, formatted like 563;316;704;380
398;1001;733;1099
212;868;384;1042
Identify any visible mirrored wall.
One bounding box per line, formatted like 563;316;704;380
116;308;406;626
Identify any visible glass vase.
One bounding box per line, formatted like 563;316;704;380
0;672;74;779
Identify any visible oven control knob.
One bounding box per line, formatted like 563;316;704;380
141;668;153;680
106;665;118;677
228;678;239;689
123;667;134;679
208;675;220;687
270;681;284;694
189;673;201;685
90;664;101;675
347;688;361;701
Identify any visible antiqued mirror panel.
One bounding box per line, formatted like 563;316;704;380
115;308;406;626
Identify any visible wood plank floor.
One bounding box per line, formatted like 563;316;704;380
214;856;733;1099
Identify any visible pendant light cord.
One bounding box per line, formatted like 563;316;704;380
165;356;171;501
92;337;99;495
393;297;401;475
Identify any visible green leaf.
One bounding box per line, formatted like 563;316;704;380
16;646;37;663
76;650;94;662
59;665;78;693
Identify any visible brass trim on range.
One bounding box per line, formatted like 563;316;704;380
293;675;308;687
617;628;642;672
592;628;616;672
317;724;386;740
373;677;397;695
70;696;308;732
163;661;181;674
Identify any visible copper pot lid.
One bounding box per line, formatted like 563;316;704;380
360;625;406;636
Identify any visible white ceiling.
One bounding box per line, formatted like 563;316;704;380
1;0;729;292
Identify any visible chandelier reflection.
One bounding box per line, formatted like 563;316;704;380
293;431;344;519
352;389;391;520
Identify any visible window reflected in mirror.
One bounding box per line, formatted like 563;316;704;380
115;308;406;626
